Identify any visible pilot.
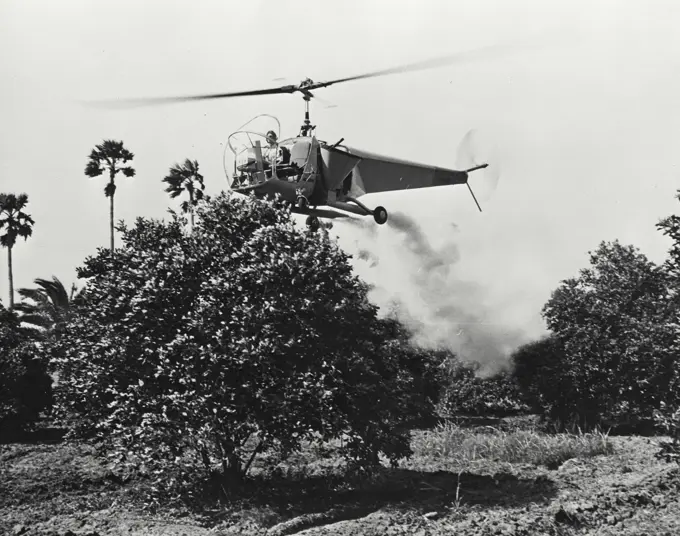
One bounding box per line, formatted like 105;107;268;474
262;130;290;167
263;130;282;164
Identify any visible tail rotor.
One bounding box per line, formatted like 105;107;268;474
456;129;501;209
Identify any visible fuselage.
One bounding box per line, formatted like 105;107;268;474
230;135;360;209
227;123;472;226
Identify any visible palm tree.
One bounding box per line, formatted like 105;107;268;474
162;159;205;229
85;140;136;253
0;193;35;309
15;276;83;334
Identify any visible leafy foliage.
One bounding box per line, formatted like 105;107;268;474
654;402;680;464
0;301;53;433
653;193;680;461
50;193;440;491
511;335;573;421
439;354;530;418
657;190;680;279
537;240;678;429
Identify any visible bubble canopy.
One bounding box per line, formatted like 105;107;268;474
224;114;304;186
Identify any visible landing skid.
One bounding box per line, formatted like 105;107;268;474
290;197;388;230
329;197;389;225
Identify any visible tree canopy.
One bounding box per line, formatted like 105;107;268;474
51;193;441;487
521;240;679;429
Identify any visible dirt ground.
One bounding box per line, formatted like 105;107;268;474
1;423;678;536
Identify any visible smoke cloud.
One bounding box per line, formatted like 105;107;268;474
335;211;531;375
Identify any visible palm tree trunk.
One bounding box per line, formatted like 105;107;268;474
7;245;13;309
109;178;115;255
189;190;195;231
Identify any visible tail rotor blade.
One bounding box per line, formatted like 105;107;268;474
467;183;483;212
456;129;501;202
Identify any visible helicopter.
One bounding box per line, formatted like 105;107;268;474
105;48;503;230
223;112;492;231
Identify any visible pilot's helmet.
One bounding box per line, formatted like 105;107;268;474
265;130;278;144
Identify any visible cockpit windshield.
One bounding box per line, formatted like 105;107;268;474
224;114;309;189
225;114;280;171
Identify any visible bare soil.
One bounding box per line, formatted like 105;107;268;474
1;421;678;536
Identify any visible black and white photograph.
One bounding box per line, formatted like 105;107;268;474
1;1;679;534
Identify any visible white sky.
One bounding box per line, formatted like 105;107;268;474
2;0;680;356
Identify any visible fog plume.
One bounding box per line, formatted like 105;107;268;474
336;211;531;374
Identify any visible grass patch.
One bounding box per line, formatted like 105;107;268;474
412;423;613;468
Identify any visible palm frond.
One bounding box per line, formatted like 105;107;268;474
184;158;199;174
36;277;70;308
16;311;52;328
85;160;103;177
14;301;41;314
0;193;35;248
162;159;205;211
85;140;135;183
15;276;78;332
17;288;50;304
15;223;33;239
162;173;185;196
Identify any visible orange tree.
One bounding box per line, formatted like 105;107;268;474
654;191;680;460
533;240;678;430
50;193;442;491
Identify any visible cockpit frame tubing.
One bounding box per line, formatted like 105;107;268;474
226;114;281;156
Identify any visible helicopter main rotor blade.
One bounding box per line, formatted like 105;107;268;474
89;84;299;108
307;40;542;91
89;37;556;109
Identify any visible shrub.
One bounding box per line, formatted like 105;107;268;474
439;354;529;418
0;302;52;434
654;403;680;464
50;193;440;492
534;241;678;430
511;335;573;422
